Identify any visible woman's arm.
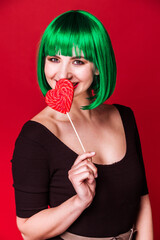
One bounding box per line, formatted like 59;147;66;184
17;195;89;240
135;194;153;240
16;152;97;240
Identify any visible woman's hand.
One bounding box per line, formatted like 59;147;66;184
68;152;97;209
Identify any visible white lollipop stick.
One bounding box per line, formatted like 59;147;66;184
67;112;86;153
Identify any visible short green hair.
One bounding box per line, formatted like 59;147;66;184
37;10;116;110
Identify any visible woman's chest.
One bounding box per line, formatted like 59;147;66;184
57;119;127;165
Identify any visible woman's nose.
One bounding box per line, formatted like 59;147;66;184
57;63;73;80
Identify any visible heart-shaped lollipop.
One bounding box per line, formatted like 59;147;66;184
45;79;74;114
45;78;86;153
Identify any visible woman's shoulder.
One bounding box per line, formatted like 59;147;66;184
95;103;134;125
101;103;134;114
17;120;46;144
29;107;59;138
16;107;56;141
96;103;133;115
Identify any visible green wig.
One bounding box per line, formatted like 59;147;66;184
37;10;117;110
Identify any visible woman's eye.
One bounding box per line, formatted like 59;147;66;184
48;57;59;63
73;60;84;65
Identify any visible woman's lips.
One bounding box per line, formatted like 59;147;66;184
73;83;79;89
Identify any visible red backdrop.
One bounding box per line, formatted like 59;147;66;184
0;0;160;239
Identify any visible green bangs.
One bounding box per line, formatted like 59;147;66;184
43;11;96;62
37;10;117;110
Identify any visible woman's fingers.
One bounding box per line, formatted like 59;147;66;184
70;160;98;178
71;152;97;178
68;152;97;207
69;170;95;186
69;165;93;179
73;152;96;166
86;161;98;178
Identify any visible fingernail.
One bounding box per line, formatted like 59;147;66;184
91;152;95;154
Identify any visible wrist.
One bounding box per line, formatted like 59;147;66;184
73;194;92;210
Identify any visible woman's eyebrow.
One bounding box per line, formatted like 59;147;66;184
71;56;85;59
47;55;60;58
47;55;85;59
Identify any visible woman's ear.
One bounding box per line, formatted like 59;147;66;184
95;68;99;75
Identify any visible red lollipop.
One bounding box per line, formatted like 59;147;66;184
45;78;86;153
45;79;74;114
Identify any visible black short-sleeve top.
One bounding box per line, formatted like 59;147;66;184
11;104;148;239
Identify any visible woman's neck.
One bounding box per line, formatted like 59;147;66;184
69;91;94;121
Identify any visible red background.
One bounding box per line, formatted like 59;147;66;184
0;0;160;239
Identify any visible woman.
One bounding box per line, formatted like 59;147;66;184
11;10;153;240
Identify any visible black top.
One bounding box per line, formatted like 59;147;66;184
11;104;148;239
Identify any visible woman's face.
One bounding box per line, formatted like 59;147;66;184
44;51;99;98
